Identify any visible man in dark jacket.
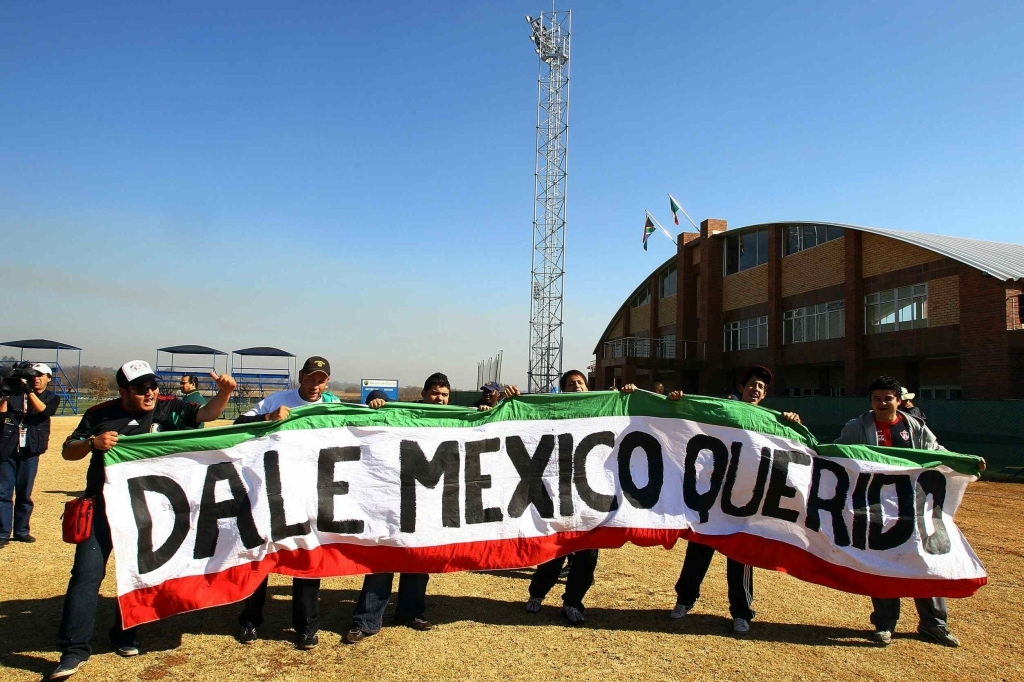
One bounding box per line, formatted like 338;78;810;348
834;375;980;648
0;362;61;547
50;361;235;680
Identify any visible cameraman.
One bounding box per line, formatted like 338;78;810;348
0;363;61;548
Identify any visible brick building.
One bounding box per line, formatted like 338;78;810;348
591;220;1024;400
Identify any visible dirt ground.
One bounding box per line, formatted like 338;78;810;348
1;416;1021;681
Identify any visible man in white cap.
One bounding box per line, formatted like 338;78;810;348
50;360;235;680
0;362;61;547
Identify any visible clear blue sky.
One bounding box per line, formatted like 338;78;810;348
2;1;1022;388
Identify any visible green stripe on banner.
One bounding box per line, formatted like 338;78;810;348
104;392;984;476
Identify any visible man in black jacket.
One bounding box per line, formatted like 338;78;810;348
0;362;61;547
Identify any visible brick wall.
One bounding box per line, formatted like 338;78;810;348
629;305;650;333
722;263;768;310
781;237;845;298
658;295;677;326
609;315;623;338
862;233;943;278
959;267;1010;399
928;275;960;327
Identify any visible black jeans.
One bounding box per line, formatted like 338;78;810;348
351;573;429;633
529;549;599;610
674;541;754;621
238;577;321;636
870;597;947;631
55;506;138;663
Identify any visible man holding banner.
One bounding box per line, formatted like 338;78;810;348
51;361;235;681
667;365;801;635
835;375;981;648
233;356;340;650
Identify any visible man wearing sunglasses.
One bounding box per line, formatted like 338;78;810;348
50;360;235;680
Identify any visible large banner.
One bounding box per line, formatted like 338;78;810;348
103;392;987;628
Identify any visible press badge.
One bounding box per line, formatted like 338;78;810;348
18;427;27;448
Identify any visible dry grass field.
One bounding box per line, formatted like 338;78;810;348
1;416;1021;681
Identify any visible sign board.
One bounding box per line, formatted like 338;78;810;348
360;378;400;403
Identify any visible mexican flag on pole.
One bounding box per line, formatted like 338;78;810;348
101;392;987;628
669;194;682;225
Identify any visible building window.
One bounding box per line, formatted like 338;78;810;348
829;387;846;397
630;284;651;308
784;224;844;256
724;227;769;276
785;387;822;396
658;333;676;359
659;264;677;298
919;386;962;400
723;316;768;351
783;300;845;344
865;284;928;334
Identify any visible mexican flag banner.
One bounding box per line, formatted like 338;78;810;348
103;392;987;628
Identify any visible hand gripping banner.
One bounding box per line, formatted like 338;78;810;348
102;392;987;627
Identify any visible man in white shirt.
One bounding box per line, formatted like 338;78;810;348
235;356;338;650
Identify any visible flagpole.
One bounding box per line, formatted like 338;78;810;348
668;193;700;231
648;212;677;245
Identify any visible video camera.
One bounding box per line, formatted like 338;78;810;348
0;361;41;397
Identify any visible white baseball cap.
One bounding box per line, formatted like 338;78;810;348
30;363;53;376
117;360;158;387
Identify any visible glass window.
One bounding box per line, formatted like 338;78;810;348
631;285;650;308
723;317;767;351
659;264;677;298
724;236;740;275
786;226;800;255
757;229;769;265
802;225;819;251
740;231;758;271
783;300;845;344
865;283;928;334
826;225;845;241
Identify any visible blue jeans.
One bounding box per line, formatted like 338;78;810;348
351;573;429;634
55;505;138;663
0;454;39;539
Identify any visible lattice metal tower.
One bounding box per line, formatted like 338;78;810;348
526;6;571;393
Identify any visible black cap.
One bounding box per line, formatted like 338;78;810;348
365;389;390;404
300;356;331;377
741;365;773;386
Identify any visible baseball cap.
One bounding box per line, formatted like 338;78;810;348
899;387;916;401
481;381;502;393
29;363;52;376
300;356;331;377
741;365;773;387
365;389;390;404
116;360;158;388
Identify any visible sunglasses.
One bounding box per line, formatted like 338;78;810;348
128;382;160;395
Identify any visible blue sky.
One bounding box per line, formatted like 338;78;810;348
2;1;1021;388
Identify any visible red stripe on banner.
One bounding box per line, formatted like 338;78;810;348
118;529;986;628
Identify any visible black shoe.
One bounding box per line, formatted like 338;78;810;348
408;618;433;631
13;534;36;543
237;624;258;644
0;538;9;549
343;628;367;644
296;631;319;650
49;657;85;679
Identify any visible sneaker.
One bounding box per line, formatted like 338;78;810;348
115;643;140;657
525;597;543;614
0;538;9;549
296;631;319;650
669;602;689;620
343;627;368;644
13;534;36;543
733;618;750;635
49;658;84;680
870;629;892;646
562;605;585;626
237;624;258;644
918;623;960;647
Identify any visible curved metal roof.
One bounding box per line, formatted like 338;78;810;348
157;344;226;355
719;221;1024;282
0;339;81;350
233;346;295;357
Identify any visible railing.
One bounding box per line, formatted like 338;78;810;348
603;337;705;361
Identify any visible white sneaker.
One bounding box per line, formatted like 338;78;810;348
670;602;689;619
525;597;542;613
733;618;750;635
562;605;585;626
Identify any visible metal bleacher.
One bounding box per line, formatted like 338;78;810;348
1;339;83;415
230;346;295;417
154;344;227;400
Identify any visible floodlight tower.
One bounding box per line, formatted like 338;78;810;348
526;5;571;394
